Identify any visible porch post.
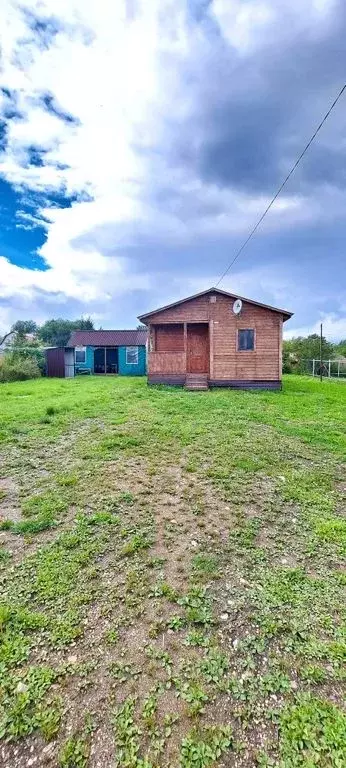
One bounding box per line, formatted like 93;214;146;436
209;320;213;380
183;322;187;369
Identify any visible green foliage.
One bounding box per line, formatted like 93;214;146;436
284;334;335;371
113;697;154;768
122;533;152;556
59;734;90;767
180;725;233;768
184;630;210;648
0;374;345;764
278;694;346;767
191;554;219;579
315;517;346;553
0;355;41;383
11;320;38;337
0;666;59;741
176;680;209;716
199;648;229;686
178;587;213;625
38;317;94;348
229;517;260;549
333;339;346;358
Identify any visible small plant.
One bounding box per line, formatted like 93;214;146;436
57;473;77;487
191;554;219;579
109;660;142;683
167;615;186;631
229;517;261;549
259;669;291;695
59;734;90;767
176;681;209;717
113;697;154;768
0;666;59;741
300;664;327;683
199;649;229;686
184;630;210;648
46;405;56;416
145;645;172;670
278;693;346;767
150;581;178;601
36;697;63;740
0;547;11;564
178;587;213;625
105;627;119;645
122;533;151;556
142;688;159;729
180;725;233;768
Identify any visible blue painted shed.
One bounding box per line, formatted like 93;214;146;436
68;329;147;376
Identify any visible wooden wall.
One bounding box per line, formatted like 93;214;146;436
147;293;283;382
155;324;184;352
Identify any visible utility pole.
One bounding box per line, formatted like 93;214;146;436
320;323;323;383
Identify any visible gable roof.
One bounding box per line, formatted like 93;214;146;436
68;329;148;347
138;287;293;323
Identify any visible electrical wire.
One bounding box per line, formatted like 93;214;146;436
215;83;346;287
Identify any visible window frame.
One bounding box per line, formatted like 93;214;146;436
126;346;139;365
75;347;86;364
237;329;255;352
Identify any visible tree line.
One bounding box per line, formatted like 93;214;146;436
283;334;346;373
0;317;94;382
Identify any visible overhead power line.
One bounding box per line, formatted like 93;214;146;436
215;83;346;287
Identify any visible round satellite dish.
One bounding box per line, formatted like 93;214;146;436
233;298;242;315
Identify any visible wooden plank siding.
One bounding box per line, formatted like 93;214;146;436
155;324;184;352
147;292;284;385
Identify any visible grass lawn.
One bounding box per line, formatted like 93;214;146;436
0;374;345;768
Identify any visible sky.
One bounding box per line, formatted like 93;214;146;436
1;0;346;340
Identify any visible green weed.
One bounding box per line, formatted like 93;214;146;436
278;694;346;767
59;734;90;767
180;725;233;768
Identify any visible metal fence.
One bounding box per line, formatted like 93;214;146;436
301;358;346;379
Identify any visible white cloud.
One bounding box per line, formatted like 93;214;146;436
211;0;336;52
284;313;346;341
0;0;343;334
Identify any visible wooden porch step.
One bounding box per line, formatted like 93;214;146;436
184;374;209;391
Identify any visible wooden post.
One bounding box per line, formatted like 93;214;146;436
320;323;323;383
183;323;187;371
209;320;214;380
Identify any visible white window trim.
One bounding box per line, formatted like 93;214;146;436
75;346;86;364
126;346;139;365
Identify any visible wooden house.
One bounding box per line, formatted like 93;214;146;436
138;288;293;390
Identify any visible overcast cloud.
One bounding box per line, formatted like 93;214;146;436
0;0;346;337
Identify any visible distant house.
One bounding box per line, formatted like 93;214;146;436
67;329;148;376
138;288;293;390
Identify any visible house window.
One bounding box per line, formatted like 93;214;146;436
238;329;255;351
126;346;139;365
75;347;86;364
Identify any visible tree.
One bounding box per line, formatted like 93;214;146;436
283;334;335;373
334;339;346;358
1;320;37;347
11;320;38;338
38;317;94;347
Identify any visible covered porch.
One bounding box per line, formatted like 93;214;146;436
148;322;210;387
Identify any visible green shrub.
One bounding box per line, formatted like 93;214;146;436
0;355;41;383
